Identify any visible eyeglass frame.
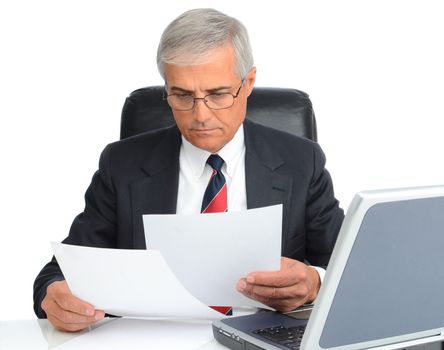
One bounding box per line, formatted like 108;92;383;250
163;80;245;111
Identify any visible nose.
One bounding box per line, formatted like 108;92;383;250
192;98;212;123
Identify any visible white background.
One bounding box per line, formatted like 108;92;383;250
1;0;443;320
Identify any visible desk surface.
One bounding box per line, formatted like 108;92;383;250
0;318;227;350
2;319;443;350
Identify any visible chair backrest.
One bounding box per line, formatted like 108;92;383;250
120;86;317;141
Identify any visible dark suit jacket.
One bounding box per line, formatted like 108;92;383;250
33;119;344;317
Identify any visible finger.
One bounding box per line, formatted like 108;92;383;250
246;267;307;287
54;296;96;318
245;270;297;287
246;259;308;287
237;283;305;313
48;312;97;333
48;314;92;332
245;283;308;301
43;281;105;331
52;303;104;325
48;281;96;317
44;294;104;325
238;277;309;303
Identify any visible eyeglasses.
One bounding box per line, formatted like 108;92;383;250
163;81;244;111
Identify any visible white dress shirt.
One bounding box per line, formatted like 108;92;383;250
175;124;325;284
176;126;247;214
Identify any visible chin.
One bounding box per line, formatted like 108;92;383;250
188;136;224;153
200;144;221;153
195;141;222;153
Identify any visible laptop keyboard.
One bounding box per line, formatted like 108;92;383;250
252;324;306;349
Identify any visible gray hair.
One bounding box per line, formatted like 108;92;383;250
157;8;254;80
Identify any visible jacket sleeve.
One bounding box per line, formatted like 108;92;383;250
304;143;344;267
33;145;117;318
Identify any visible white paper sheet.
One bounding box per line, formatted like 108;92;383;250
143;205;282;308
52;318;214;350
52;243;222;319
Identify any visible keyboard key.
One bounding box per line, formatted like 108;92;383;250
251;324;306;350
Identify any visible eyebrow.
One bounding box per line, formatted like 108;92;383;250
168;85;233;94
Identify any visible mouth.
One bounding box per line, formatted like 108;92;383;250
191;128;218;133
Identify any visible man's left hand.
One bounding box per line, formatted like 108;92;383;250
236;257;321;313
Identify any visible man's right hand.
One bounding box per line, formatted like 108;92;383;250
41;280;104;332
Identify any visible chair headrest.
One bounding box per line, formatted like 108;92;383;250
120;86;317;141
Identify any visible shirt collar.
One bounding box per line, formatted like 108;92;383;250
180;124;245;179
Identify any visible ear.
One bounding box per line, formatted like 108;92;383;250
244;67;257;97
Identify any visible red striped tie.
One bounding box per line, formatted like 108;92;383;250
201;155;232;315
201;154;227;213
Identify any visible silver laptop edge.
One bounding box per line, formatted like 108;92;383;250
302;184;444;350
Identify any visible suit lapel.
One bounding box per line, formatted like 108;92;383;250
244;120;293;240
130;126;181;248
245;154;292;209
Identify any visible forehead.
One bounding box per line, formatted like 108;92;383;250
164;44;239;91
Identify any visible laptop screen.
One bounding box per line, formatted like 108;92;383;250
319;196;444;348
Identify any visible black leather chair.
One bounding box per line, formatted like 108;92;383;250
120;86;317;141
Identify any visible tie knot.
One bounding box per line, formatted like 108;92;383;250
207;154;224;172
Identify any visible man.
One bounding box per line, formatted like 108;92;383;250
34;8;344;332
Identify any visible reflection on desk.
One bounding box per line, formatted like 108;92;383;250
0;318;227;350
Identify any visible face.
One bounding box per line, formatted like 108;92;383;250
164;44;256;153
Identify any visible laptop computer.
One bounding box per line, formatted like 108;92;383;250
213;185;444;350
